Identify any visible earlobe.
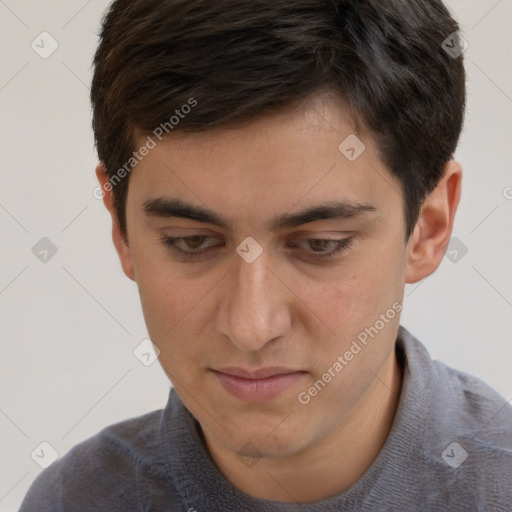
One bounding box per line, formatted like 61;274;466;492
405;160;462;283
95;163;136;282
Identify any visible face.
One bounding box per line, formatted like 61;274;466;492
114;93;411;458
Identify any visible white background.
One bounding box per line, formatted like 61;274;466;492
1;1;511;510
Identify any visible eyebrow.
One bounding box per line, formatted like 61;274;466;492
142;197;376;231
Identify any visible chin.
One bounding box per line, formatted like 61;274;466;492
223;419;314;459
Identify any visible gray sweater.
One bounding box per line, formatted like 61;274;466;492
19;326;512;511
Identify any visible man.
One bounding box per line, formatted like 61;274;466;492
19;0;512;510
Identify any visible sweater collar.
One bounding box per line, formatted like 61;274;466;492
160;325;437;511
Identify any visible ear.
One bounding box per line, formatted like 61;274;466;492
95;163;136;281
405;160;462;283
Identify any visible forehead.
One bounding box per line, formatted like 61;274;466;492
126;92;401;229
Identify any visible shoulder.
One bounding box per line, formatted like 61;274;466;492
398;328;512;507
432;358;512;445
430;361;512;505
19;409;166;512
399;326;512;446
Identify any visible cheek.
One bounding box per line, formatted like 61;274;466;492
295;257;404;420
132;250;223;365
135;268;210;385
305;249;404;352
131;250;192;342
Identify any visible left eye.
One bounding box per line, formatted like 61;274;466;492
160;235;353;260
287;237;354;259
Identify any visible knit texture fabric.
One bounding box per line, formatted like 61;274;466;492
19;326;512;511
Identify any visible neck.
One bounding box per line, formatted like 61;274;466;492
202;347;403;503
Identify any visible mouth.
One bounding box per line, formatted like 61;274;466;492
211;367;307;402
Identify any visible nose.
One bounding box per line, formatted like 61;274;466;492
216;251;291;352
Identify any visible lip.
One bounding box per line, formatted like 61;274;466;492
211;367;307;402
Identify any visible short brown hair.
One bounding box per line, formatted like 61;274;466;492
91;0;466;239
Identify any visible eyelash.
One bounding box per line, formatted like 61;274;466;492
159;235;354;261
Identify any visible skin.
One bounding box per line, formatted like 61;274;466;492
96;91;461;503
